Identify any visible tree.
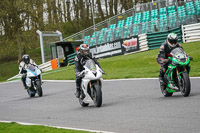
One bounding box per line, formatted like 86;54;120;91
109;0;114;16
120;0;129;11
96;0;105;21
114;0;119;15
36;0;44;30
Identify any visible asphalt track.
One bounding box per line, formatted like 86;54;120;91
0;78;200;133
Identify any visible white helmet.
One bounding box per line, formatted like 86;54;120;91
167;33;178;48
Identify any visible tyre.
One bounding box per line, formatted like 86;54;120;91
93;84;102;107
181;72;191;97
160;83;173;97
36;80;43;97
27;90;35;97
79;98;89;107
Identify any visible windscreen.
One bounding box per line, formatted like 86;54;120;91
84;59;96;71
27;65;35;72
170;47;186;59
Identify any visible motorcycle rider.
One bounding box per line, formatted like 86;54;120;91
19;54;37;89
156;33;192;90
74;44;104;98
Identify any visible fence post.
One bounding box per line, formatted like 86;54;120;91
181;25;185;43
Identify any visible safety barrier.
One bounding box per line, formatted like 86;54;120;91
7;58;60;81
138;34;149;52
67;53;76;65
147;27;182;50
182;23;200;43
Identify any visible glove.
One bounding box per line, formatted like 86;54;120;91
22;74;26;79
99;69;105;74
76;71;85;78
101;70;105;74
189;56;193;61
76;72;81;78
163;58;171;63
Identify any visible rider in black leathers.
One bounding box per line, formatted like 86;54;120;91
74;44;104;98
156;33;190;90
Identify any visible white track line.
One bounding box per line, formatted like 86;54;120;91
1;77;200;85
0;80;20;85
0;120;115;133
43;77;200;83
44;80;75;83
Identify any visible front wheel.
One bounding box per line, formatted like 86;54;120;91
36;80;43;97
181;72;191;97
160;83;173;97
93;84;102;107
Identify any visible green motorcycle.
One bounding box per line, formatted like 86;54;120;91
160;47;191;97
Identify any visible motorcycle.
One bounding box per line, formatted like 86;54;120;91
25;64;43;97
78;59;103;107
160;47;191;97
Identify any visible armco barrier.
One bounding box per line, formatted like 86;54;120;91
7;58;60;81
138;34;149;52
67;53;76;65
147;27;182;50
122;34;149;55
182;23;200;43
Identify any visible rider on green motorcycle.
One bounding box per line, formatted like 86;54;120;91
156;33;192;90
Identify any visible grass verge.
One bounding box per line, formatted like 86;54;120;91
0;48;42;82
1;41;200;82
42;41;200;80
0;122;92;133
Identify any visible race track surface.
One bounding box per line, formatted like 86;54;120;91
0;78;200;133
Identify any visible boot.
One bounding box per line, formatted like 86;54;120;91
168;83;179;91
22;80;28;89
159;76;164;85
75;87;80;98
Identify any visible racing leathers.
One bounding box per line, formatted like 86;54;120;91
74;52;103;98
19;59;36;89
156;40;183;84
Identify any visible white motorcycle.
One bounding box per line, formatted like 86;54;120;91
25;64;43;97
78;59;103;107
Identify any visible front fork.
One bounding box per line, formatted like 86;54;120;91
177;68;182;87
89;80;101;98
32;76;41;91
32;80;37;91
178;66;190;88
166;65;175;84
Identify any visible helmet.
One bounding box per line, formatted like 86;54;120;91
79;44;90;56
22;54;30;64
167;33;178;48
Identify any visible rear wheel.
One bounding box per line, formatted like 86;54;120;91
160;83;173;97
93;84;102;107
181;72;191;97
36;80;43;97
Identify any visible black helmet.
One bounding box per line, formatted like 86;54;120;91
167;33;178;48
22;54;30;64
79;44;90;56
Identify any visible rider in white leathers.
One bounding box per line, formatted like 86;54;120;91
19;54;36;89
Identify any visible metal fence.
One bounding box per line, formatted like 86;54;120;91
85;14;198;47
63;0;200;45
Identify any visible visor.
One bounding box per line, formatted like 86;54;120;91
83;50;89;55
168;39;177;45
